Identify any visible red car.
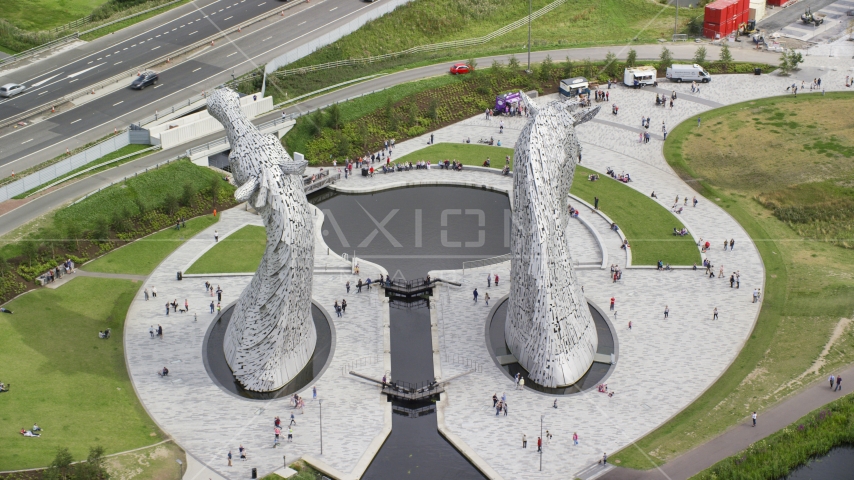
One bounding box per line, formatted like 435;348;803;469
450;63;471;75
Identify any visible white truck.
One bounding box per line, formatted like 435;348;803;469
666;64;712;83
623;66;658;88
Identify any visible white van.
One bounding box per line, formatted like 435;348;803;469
623;66;658;88
666;64;711;83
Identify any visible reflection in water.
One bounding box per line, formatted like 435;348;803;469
786;446;854;479
314;186;508;479
204;304;331;400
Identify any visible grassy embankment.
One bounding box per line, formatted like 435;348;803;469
611;92;854;469
185;225;265;274
695;393;854;479
251;0;693;101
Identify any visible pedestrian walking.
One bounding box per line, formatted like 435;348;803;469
487;274;492;287
227;451;232;466
144;288;149;300
152;286;157;298
697;117;701;127
573;432;579;445
346;281;350;293
664;305;669;319
495;274;499;286
836;375;842;392
522;434;527;448
492;393;498;407
610;297;615;310
518;377;524;389
290;413;296;426
313;385;317;400
594;196;599;209
485;292;490;306
537;437;542;452
553;399;558;409
149;325;155;338
473;288;479;302
713;307;719;320
341;299;347;314
239;445;246;460
288;427;293;442
724;239;728;251
730;238;735;250
603;453;608;465
215;230;219;242
752;411;757;427
753;289;760;303
628;320;632;330
210;301;215;313
830;375;836;389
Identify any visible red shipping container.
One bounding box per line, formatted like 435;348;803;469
704;23;723;39
739;0;749;15
705;3;726;24
740;11;748;25
726;1;735;21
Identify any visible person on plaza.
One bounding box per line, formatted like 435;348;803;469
537;437;543;453
830;374;836;389
713;307;719;320
836;375;842;392
752;411;757;427
473;288;479;302
522;434;527;448
573;432;579;445
664;305;669;319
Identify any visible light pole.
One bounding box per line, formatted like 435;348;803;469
527;0;532;73
539;415;543;471
319;399;324;455
674;0;679;36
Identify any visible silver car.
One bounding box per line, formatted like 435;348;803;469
0;83;26;98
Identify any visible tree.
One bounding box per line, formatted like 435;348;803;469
467;57;477;73
334;132;350;158
625;49;637;68
307;109;324;137
562;57;575;78
687;15;703;36
582;57;594;78
180;182;194;207
718;43;733;73
164;193;179;217
76;446;110;480
604;51;619;78
427;98;439;121
786;49;804;70
407;103;419;127
538;55;554;81
209;176;221;210
21;238;39;267
93;217;110;242
327;103;342;130
64;222;82;250
43;448;74;480
357;122;369;149
692;46;707;66
507;55;521;73
658;46;673;71
491;59;504;75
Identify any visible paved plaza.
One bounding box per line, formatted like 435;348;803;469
118;55;854;480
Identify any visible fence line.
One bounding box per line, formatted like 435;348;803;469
0;131;132;202
264;0;569;79
70;153;186;206
462;253;513;275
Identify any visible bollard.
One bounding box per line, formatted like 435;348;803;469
211;40;215;46
51;106;55;113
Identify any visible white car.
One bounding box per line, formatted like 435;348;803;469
0;83;26;98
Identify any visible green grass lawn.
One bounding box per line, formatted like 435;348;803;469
1;0;104;31
85;214;218;275
394;143;514;168
0;277;163;469
572;166;698;266
185;225;265;274
610;93;854;470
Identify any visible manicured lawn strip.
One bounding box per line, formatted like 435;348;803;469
13;144;155;199
85;214;218;275
0;277;163;469
78;0;194;42
185;225;265;274
609;94;854;470
103;442;186;480
393;143;514;168
571;166;698;266
694;393;854;480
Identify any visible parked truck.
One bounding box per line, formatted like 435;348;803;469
665;64;712;83
623;66;658;88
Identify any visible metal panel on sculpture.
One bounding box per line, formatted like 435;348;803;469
505;92;600;388
208;88;317;392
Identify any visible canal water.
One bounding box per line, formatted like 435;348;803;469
785;446;854;479
312;185;510;479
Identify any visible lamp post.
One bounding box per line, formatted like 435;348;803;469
539;415;543;471
527;0;532;73
319;399;324;455
674;0;679;36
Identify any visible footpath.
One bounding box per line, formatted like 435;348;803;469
601;362;854;480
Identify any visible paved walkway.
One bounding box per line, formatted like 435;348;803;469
124;206;391;480
309;55;853;479
44;269;148;289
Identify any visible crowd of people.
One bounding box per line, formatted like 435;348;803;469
39;258;76;285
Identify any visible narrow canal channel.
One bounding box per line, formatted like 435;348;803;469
311;185;510;479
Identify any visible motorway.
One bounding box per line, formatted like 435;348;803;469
0;0;397;178
0;44;779;238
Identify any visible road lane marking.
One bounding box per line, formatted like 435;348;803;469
148;37;152;40
70;119;81;124
131;44;137;47
97;57;102;60
298;21;306;25
114;51;120;54
114;61;123;65
188;21;193;24
69;79;78;83
330;6;337;10
172;28;177;31
68;63;105;78
87;61;93;64
154;84;163;89
258;1;266;5
263;36;272;41
113;101;124;106
224;15;233;20
38;91;48;95
22;139;33;144
32;74;61;87
152;46;161;50
193;67;202;72
227;52;237;57
189;31;198;35
123;47;128;50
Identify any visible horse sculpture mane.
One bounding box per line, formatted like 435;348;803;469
208;88;316;392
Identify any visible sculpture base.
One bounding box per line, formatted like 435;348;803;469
203;303;333;400
487;299;617;395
